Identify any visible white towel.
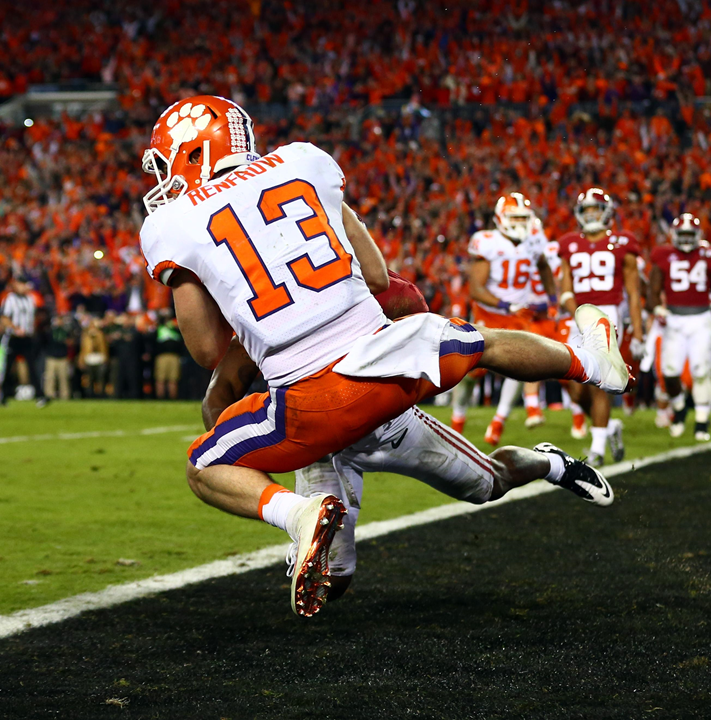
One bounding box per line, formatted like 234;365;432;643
333;312;449;386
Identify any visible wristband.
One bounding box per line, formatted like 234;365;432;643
529;302;548;313
497;299;511;311
560;291;574;306
547;294;557;306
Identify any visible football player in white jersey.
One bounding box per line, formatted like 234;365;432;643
450;194;557;444
140;96;633;616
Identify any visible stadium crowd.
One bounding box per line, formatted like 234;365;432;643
2;0;711;400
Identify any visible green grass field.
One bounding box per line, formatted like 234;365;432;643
0;399;701;616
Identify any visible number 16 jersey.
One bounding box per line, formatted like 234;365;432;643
140;142;385;386
558;230;640;306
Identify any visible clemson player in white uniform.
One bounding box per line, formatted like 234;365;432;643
449;194;556;445
140;96;631;617
649;213;711;441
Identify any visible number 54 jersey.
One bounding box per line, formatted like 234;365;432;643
650;243;711;309
140;142;386;386
558;230;640;306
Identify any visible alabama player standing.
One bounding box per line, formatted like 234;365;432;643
140;97;631;617
649;214;711;441
559;188;644;467
450;193;556;442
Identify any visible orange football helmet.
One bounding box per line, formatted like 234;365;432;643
494;192;534;242
142;95;260;213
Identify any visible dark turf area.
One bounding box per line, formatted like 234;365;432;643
1;454;710;720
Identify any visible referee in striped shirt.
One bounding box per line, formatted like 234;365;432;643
0;274;48;407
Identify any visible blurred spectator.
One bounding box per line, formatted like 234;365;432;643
43;313;74;400
109;313;142;399
78;317;108;398
153;308;183;400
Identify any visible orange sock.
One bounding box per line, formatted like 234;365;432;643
563;345;589;383
258;483;290;521
451;417;466;434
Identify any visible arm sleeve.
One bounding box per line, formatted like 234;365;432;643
468;232;492;260
139;215;185;286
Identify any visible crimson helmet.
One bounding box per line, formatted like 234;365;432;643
494;192;535;242
670;213;702;252
574;188;614;234
142;95;259;213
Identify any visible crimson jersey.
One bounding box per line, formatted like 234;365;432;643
650;243;711;309
558;230;640;306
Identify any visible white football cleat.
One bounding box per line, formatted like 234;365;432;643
524;412;546;429
669;422;685;438
575;304;634;394
286;493;346;618
695;430;711;442
654;409;672;429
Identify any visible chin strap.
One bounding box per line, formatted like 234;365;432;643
200;140;211;184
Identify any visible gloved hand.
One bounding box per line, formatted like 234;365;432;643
653;305;669;326
630;336;646;360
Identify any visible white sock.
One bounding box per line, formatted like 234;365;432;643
671;393;686;413
544;453;566;481
590;426;607;456
561;386;572;409
496;378;521;419
606;418;618;433
524;391;540;411
695;405;710;424
570;346;602;386
260;489;306;538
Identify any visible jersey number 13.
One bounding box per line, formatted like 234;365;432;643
207;179;353;321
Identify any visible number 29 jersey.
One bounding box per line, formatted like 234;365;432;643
558;230;640;306
650;243;711;309
140;142;385;387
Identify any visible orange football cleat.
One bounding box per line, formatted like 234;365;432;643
484;417;505;446
451;417;466;434
571;412;587;439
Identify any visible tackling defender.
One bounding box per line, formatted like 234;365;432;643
140;96;632;616
649;213;711;440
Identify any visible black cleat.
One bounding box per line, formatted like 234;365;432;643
534;442;614;507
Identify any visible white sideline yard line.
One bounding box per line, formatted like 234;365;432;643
1;442;709;639
0;425;201;445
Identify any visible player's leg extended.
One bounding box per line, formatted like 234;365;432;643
467;306;632;392
341;406;614;508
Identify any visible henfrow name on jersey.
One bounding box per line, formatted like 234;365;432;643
187;153;284;205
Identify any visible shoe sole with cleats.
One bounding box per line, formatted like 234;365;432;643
291;494;347;618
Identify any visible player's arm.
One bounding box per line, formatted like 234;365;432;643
469;258;505;308
342;202;389;295
648;264;664;311
623;252;644;341
170;268;234;370
559;257;577;315
202;337;260;430
536;255;557;299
